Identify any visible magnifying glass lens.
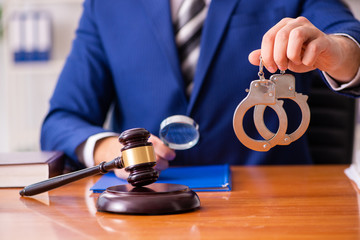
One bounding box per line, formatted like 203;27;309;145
159;115;199;150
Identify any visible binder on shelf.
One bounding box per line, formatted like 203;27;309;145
9;9;52;63
36;11;52;61
91;164;232;193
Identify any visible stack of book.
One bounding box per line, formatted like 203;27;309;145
0;151;64;187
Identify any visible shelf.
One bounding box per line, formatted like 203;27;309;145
6;59;65;76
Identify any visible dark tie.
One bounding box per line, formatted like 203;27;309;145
174;0;206;96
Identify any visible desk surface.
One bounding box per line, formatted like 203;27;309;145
1;165;359;240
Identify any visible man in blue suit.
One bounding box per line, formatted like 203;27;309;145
41;0;360;178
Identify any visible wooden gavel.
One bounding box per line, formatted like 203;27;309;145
20;128;159;196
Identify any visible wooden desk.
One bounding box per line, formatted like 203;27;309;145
1;165;359;240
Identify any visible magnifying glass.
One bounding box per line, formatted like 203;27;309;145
159;115;199;150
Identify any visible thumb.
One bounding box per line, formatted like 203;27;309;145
248;49;261;66
149;134;176;161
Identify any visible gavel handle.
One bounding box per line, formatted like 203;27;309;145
19;157;123;197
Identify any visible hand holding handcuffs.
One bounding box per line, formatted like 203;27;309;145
233;58;310;152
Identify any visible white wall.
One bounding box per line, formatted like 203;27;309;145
0;1;7;151
346;0;360;19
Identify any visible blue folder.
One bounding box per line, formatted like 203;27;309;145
91;164;231;192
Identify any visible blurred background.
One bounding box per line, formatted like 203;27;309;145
0;0;83;152
0;0;359;159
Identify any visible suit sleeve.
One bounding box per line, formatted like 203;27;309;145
301;0;360;96
41;0;115;162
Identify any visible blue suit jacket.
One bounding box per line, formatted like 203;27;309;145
41;0;360;166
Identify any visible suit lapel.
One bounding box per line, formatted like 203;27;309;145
140;0;185;96
187;0;239;114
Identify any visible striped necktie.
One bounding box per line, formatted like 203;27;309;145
174;0;207;97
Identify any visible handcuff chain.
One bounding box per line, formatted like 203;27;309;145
258;56;265;79
259;56;286;78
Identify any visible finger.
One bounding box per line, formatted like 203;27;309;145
273;27;291;71
149;135;176;161
287;26;309;65
114;168;130;179
273;17;312;70
302;37;327;68
248;49;261;66
154;157;169;171
287;25;324;67
288;61;315;73
261;17;293;72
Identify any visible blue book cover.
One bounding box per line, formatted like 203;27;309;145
91;164;231;193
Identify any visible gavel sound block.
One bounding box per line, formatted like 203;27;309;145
97;128;200;215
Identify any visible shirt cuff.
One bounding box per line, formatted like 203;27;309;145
323;67;360;91
77;132;119;168
323;33;360;91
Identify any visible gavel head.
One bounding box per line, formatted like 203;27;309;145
119;128;159;187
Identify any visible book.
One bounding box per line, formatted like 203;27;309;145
91;164;232;193
0;151;65;188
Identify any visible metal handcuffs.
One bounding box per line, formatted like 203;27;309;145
233;60;310;152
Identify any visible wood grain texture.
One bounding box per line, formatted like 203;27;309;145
1;165;359;240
